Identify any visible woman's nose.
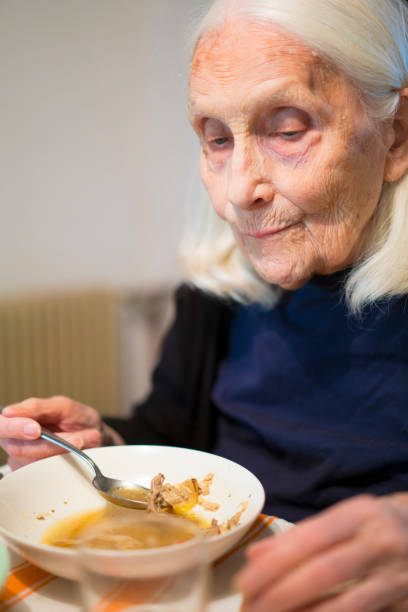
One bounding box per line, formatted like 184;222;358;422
227;141;274;209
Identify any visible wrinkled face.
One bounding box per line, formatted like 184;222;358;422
189;19;391;289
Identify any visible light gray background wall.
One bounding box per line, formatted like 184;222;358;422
0;0;209;296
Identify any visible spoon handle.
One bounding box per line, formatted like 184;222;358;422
40;428;103;479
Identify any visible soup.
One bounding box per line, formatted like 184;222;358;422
41;471;246;550
41;505;205;550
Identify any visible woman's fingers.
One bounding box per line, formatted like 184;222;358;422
2;396;101;434
238;495;374;596
2;427;101;460
0;415;41;440
246;535;277;559
2;396;78;423
238;495;408;612
276;566;408;612
0;397;103;470
240;535;378;612
76;427;102;448
3;433;83;459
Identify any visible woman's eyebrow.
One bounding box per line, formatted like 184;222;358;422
249;81;334;119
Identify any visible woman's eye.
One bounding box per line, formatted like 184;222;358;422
265;108;310;147
211;137;230;146
201;119;232;156
277;130;304;140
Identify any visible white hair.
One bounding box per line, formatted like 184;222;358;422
180;0;408;313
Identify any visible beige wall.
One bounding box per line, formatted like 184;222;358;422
0;1;213;437
0;0;209;296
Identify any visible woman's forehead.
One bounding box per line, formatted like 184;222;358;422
189;18;342;116
191;18;319;84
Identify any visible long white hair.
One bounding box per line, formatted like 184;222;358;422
180;0;408;312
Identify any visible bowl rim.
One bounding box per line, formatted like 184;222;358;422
0;444;265;557
0;443;267;482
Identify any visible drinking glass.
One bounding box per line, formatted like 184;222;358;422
77;512;209;612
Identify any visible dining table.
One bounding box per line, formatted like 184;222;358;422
0;463;292;612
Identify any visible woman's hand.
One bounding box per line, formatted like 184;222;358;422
0;396;106;470
237;493;408;611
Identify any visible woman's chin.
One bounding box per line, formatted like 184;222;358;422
253;261;314;290
278;277;312;290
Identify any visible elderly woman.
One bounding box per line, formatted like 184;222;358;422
2;0;408;609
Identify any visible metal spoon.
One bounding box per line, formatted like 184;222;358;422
40;428;150;509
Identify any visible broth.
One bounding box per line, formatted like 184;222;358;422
41;505;208;550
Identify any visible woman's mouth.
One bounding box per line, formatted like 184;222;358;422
244;225;290;238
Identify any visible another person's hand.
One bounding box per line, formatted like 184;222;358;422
0;396;113;470
237;493;408;611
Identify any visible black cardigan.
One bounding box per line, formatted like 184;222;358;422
105;284;234;450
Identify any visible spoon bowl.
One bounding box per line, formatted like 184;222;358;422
40;428;150;509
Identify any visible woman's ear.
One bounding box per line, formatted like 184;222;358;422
384;88;408;182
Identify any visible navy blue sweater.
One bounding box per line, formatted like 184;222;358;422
106;280;408;522
213;274;408;521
